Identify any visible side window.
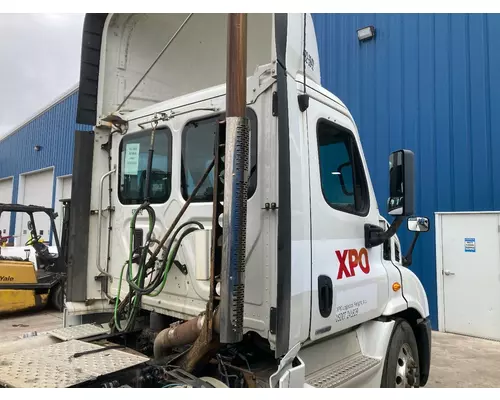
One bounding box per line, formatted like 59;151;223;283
317;119;369;216
118;128;172;205
181;110;258;202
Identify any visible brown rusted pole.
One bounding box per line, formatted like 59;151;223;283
226;13;247;117
219;13;249;344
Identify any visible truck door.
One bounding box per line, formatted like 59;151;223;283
306;95;389;341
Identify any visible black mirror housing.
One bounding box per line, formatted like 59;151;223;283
387;149;415;217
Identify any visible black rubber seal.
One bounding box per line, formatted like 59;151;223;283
274;13;292;358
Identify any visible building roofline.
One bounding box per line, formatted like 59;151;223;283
0;83;80;143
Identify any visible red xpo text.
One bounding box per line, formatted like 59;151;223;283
336;248;370;279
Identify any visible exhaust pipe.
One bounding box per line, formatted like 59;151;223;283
153;309;220;360
155;12;249;363
219;13;249;345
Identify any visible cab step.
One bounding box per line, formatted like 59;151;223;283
48;323;109;341
306;352;380;388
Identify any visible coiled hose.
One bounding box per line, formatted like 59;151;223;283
111;159;215;333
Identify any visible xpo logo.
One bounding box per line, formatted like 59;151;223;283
336;248;370;279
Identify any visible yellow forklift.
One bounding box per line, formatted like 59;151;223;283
0;203;67;315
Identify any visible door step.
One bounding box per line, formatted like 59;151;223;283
306;352;380;388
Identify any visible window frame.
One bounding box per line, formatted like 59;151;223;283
117;127;173;206
180;107;258;203
316;118;370;217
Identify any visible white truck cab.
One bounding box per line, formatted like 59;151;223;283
0;13;431;389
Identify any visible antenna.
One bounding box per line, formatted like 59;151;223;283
299;13;310;112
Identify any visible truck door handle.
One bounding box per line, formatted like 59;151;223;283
318;275;333;318
444;270;455;276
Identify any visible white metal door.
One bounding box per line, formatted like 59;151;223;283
0;178;13;238
19;169;54;244
441;213;500;341
306;96;389;341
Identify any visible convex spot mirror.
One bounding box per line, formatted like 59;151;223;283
407;217;430;233
27;221;33;230
387;149;415;217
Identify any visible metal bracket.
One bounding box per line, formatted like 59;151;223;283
90;206;115;216
272;91;279;116
248;66;276;105
173;260;188;275
164;369;215;388
262;202;278;211
100;140;111;152
269;307;277;334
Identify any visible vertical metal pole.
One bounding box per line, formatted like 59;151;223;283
219;13;249;344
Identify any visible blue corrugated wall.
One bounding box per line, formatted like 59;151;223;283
313;13;500;329
0;90;91;237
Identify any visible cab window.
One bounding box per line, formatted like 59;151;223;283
317;119;369;216
181;110;258;202
118;128;172;205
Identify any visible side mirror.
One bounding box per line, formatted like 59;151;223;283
387;149;415;217
27;221;33;230
407;217;430;233
402;216;430;267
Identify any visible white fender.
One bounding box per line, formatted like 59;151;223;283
399;267;430;318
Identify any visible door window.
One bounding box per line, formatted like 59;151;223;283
317;119;369;216
181;110;258;202
118;128;172;205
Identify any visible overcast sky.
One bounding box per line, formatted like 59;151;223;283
0;13;85;138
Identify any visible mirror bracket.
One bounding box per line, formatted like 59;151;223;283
402;231;420;267
365;216;404;249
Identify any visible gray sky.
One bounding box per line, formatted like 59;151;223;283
0;13;85;138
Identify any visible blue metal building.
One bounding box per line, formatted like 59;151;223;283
0;87;91;244
2;14;500;329
312;13;500;328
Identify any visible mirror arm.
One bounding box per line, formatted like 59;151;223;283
364;216;404;249
402;231;420;267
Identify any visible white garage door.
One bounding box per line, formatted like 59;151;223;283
56;175;72;236
60;176;72;200
19;169;54;245
0;178;13;237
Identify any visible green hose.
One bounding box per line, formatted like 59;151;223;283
110;159;214;334
113;203;155;332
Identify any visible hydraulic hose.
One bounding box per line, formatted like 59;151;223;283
111;160;215;333
148;227;201;297
127;221;204;295
114;201;156;332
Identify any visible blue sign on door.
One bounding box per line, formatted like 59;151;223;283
464;237;476;253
